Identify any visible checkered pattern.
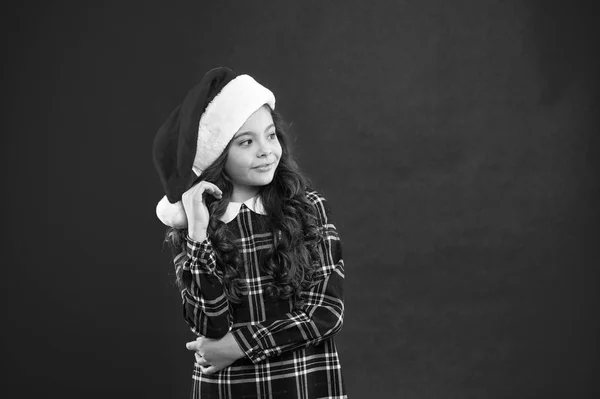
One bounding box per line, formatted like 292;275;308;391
180;191;346;398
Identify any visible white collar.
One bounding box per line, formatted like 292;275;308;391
219;195;266;223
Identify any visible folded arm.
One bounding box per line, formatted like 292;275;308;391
231;195;345;363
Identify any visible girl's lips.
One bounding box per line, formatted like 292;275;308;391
254;162;274;171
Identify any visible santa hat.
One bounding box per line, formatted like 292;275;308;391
153;67;276;228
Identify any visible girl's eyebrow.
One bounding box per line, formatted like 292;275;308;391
233;131;254;140
234;124;275;139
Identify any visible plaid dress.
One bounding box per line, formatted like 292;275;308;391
180;191;346;399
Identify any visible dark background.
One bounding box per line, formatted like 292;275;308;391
2;0;599;398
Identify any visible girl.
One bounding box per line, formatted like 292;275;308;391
153;67;346;398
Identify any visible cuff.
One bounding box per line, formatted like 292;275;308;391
185;234;212;256
231;327;266;364
185;235;217;274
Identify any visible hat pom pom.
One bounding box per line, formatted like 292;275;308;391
156;196;188;228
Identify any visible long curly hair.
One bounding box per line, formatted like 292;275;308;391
164;106;323;307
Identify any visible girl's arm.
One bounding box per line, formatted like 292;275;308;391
230;193;345;363
177;180;230;338
180;235;231;338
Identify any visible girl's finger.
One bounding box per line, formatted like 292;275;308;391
203;182;223;196
185;341;199;351
182;182;223;207
201;365;219;375
194;181;223;197
195;353;210;366
204;187;222;197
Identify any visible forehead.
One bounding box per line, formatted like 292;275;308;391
236;105;273;134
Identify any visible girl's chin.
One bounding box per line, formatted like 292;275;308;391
234;175;276;191
251;174;276;187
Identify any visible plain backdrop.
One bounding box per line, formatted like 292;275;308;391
2;1;599;398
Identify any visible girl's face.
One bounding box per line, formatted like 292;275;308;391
225;106;282;199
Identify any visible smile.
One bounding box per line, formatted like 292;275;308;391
253;162;274;172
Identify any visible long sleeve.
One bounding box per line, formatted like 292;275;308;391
231;193;345;363
180;236;231;338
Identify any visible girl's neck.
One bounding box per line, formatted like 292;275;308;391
230;185;259;203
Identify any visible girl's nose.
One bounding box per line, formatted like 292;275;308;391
257;142;272;157
258;148;272;157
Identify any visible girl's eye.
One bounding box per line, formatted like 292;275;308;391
268;132;277;139
239;139;252;147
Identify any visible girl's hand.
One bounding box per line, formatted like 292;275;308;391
181;181;222;241
186;333;245;375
